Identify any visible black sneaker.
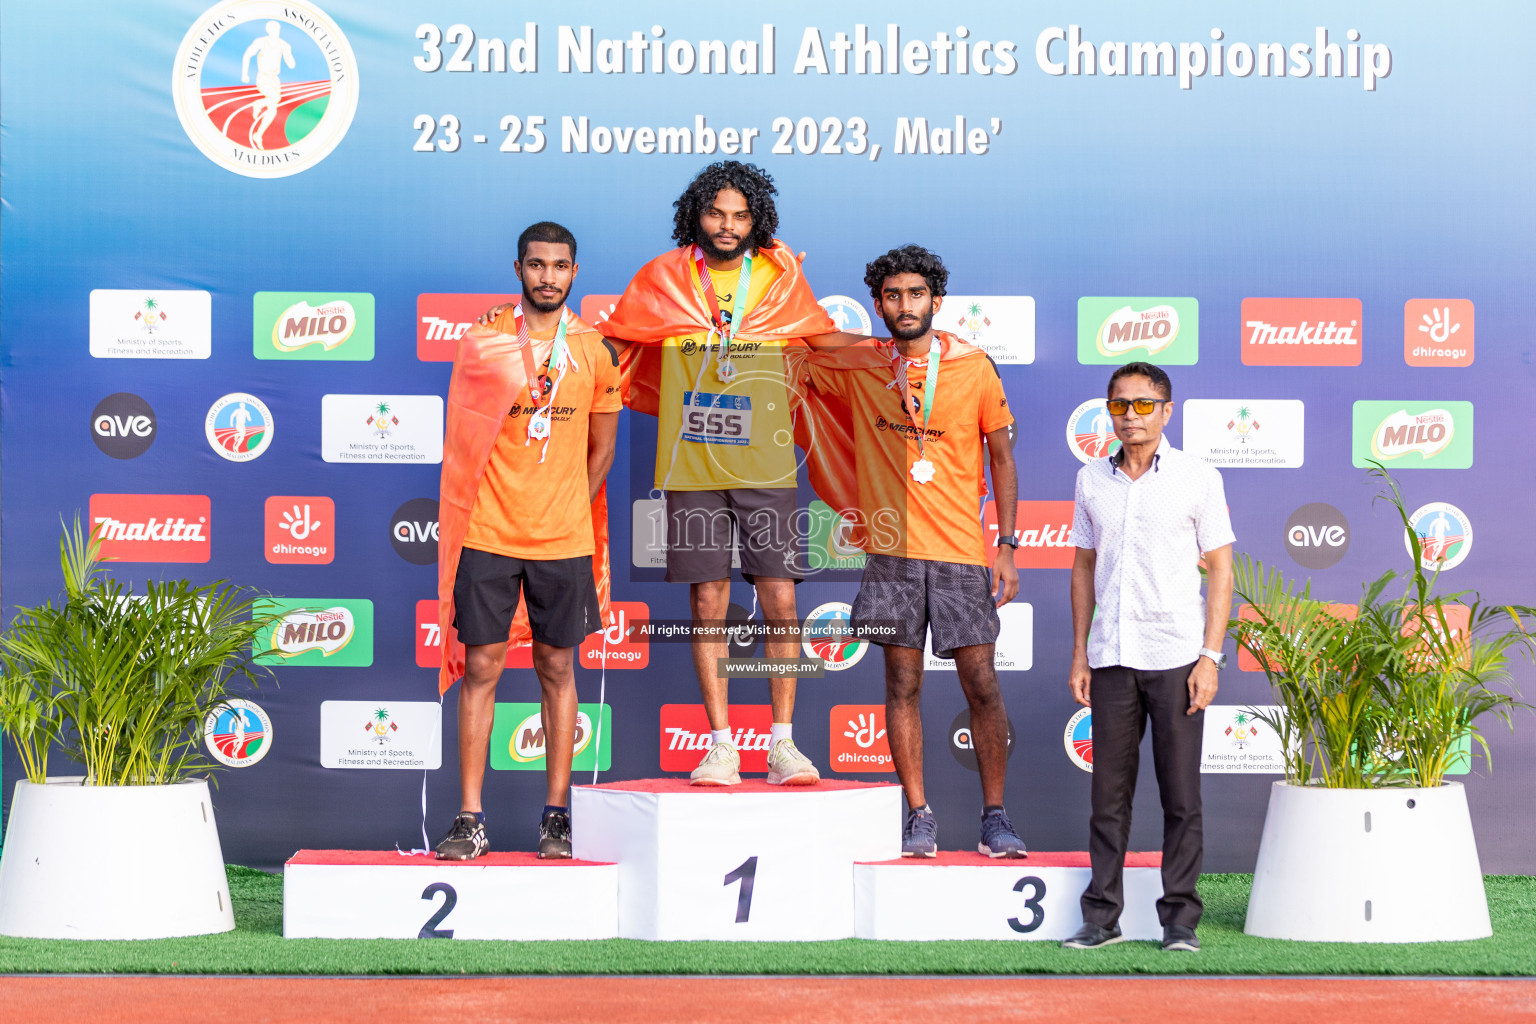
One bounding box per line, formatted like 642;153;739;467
1061;922;1123;949
435;812;488;861
538;808;572;859
1162;924;1200;951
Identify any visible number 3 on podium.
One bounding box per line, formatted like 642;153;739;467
723;856;758;923
1007;875;1046;933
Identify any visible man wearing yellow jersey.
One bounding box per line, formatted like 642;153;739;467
601;162;835;786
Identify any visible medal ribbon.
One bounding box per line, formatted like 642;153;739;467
890;335;942;460
512;303;575;462
691;246;752;369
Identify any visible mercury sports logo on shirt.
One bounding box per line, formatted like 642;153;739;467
89;289;211;359
416;293;518;361
984;500;1075;569
1182;399;1305;468
818;295;873;335
1406;502;1473;572
579;601;650;669
801;602;867;671
91;393;158;459
490;703;612;771
172;1;360;179
254;598;374;666
1077;297;1198;365
1352;401;1473;468
206;392;274;461
264;496;335;563
1239;298;1362;366
254;292;374;360
1066;399;1120;465
941;295;1036;364
89;494;210;563
829;705;892;773
659;703;774;773
1405;299;1474;367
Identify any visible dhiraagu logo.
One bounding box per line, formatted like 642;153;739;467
1078;297;1199;364
254;292;374;360
1352;401;1473;469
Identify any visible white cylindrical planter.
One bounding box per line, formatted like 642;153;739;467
0;777;235;939
1245;780;1490;943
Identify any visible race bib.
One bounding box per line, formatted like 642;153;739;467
681;391;751;446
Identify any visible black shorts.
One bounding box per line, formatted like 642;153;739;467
664;487;803;584
452;547;601;649
851;553;1001;659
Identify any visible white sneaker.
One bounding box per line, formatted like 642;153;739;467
689;740;742;786
765;738;821;786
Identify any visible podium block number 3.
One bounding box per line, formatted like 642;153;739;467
1007;876;1046;934
419;881;458;939
723;856;759;923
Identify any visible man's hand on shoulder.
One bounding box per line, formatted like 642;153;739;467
477;302;513;326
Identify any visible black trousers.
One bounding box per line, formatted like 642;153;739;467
1079;662;1204;930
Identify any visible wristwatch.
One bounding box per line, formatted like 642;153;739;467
996;534;1020;549
1198;647;1227;669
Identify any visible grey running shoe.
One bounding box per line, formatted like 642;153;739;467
902;806;938;858
978;808;1027;859
1062;922;1123;949
538;808;572;859
765;738;821;786
689;740;742;786
434;812;488;861
1162;925;1200;951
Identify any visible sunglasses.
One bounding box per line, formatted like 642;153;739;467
1106;398;1170;416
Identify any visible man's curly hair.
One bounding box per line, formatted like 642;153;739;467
671;161;779;251
864;245;949;301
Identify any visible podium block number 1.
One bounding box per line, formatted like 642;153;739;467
1007;875;1046;934
723;856;759;923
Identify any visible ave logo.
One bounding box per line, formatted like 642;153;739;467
390;498;439;564
264;496;335;564
984;501;1075;569
1284;503;1349;570
90;393;157;459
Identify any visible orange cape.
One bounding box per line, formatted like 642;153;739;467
436;308;612;694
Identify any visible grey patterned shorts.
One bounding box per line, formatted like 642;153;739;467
850;553;1002;659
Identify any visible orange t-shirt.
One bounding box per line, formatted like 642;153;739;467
807;340;1013;566
463;315;622;560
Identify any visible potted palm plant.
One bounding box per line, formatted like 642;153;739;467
0;517;276;939
1232;465;1530;943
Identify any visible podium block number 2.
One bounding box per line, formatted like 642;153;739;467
1007;875;1046;934
723;856;758;923
419;881;458;939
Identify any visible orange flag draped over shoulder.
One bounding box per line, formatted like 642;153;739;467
436;308;612;694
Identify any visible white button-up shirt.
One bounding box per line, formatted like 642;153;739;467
1070;436;1236;671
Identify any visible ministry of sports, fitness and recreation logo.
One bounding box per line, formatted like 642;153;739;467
204;698;272;767
818;295;873;335
801;602;866;672
1405;502;1473;573
1066;399;1120;464
173;1;360;179
1284;502;1350;570
91;393;157;459
205;392;273;461
1064;708;1093;772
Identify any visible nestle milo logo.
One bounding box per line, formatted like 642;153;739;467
1077;297;1199;365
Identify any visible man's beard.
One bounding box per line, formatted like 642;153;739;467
523;284;567;314
884;309;934;342
697;230;750;263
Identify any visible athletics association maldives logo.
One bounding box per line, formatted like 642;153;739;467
1406;502;1474;573
1066;399;1120;464
204;699;272;767
173;1;360;179
818;295;873;335
206;392;273;461
1065;708;1093;772
801;602;867;672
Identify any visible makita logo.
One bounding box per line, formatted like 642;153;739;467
88;494;211;563
664;725;772;753
1018;523;1072;548
420;315;472;343
658;703;773;772
986;500;1076;569
1239;298;1362;366
94;516;206;542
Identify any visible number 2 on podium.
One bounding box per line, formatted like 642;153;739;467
723;856;758;923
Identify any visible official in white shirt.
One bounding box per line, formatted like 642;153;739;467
1061;361;1235;953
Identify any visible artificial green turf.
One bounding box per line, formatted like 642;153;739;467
0;868;1530;975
